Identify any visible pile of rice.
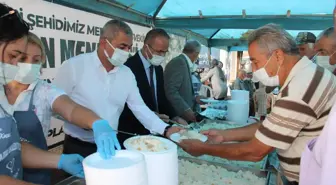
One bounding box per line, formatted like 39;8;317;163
179;130;205;141
179;159;266;185
178;122;267;169
127;136;168;152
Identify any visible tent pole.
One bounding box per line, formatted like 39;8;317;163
153;0;167;20
156;14;331;20
209;29;221;39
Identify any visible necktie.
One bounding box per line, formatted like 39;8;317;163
149;65;158;112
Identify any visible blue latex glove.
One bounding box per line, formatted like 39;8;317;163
92;120;121;159
57;154;84;178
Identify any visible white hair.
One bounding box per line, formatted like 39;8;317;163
183;40;201;54
248;23;299;56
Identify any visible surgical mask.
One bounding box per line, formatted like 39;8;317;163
104;39;129;67
316;56;336;72
0;63;19;85
146;45;165;66
14;63;41;84
0;63;40;85
252;53;280;86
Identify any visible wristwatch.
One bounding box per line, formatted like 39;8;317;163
163;125;173;137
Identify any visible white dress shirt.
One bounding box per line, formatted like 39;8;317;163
138;50;157;103
0;80;65;137
53;51;168;142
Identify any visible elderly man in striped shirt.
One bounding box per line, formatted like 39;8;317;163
180;24;336;185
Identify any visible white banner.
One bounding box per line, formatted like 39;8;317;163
162;33;186;69
4;0;151;147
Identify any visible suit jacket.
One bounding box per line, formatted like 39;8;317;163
118;52;173;146
164;54;196;117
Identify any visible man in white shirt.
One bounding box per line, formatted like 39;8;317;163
53;20;181;157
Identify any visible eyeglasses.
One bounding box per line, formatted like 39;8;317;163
147;44;168;56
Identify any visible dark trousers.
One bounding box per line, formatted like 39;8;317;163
63;134;97;158
249;99;255;117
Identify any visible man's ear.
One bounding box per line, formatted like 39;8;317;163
99;38;107;47
275;49;285;66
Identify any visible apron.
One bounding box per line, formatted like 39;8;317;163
13;84;51;185
299;138;320;185
0;105;22;179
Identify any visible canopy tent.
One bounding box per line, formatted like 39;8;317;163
46;0;333;48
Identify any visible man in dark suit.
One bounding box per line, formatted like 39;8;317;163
164;40;205;122
118;29;187;146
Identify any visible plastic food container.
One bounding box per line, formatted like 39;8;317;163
124;135;178;185
83;150;148;185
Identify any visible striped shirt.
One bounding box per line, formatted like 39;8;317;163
255;57;336;182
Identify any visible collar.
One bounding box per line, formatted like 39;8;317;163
139;50;151;69
182;53;193;68
0;80;38;93
280;56;311;92
92;51;120;74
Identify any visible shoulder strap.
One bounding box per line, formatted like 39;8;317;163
0;104;11;117
28;82;39;110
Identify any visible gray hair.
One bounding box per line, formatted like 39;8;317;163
183;40;201;54
101;20;133;39
212;59;219;66
317;27;334;40
248;23;299;56
239;69;247;75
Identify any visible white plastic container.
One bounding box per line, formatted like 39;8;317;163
124;136;178;185
227;100;249;124
231;90;249;102
83;150;148;185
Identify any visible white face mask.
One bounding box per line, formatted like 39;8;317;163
104;39;129;67
0;63;19;85
146;45;165;66
0;63;41;85
14;63;41;84
316;56;336;72
252;53;280;86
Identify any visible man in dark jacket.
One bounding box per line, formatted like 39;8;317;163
118;29;187;147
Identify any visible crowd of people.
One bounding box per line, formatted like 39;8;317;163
180;24;336;185
1;2;336;185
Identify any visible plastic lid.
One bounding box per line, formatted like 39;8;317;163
83;150;144;169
